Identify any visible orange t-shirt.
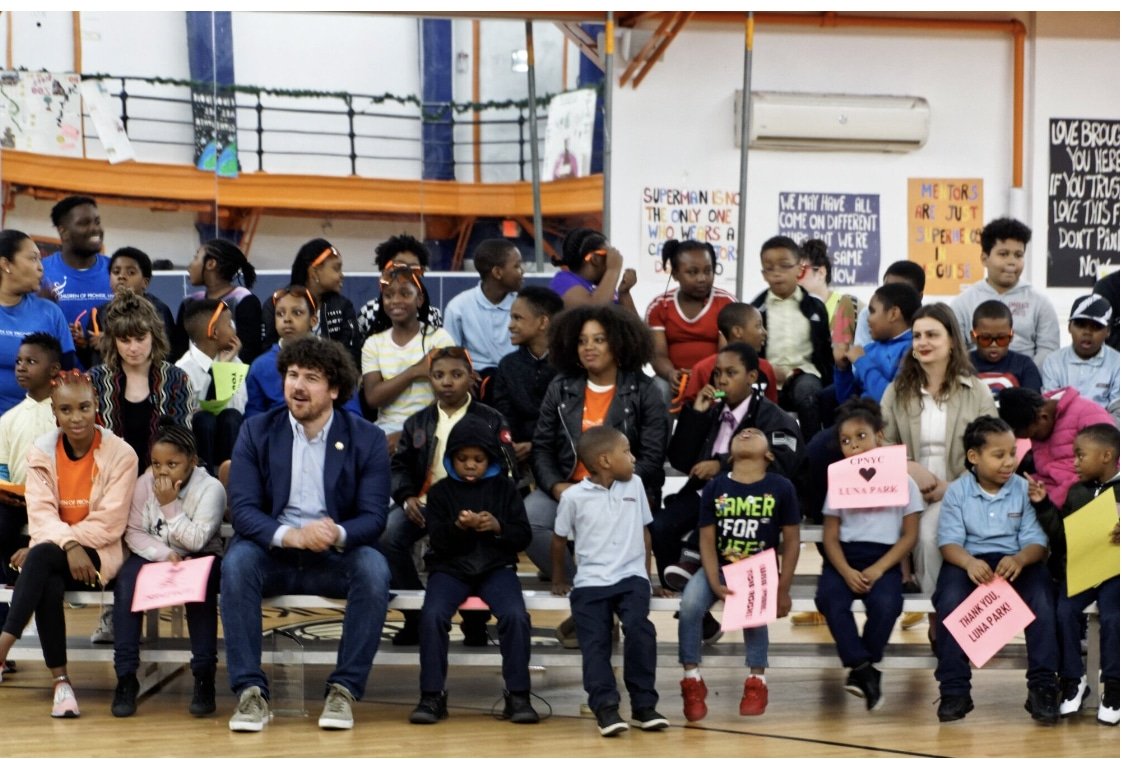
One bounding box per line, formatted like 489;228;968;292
571;384;615;482
56;430;99;526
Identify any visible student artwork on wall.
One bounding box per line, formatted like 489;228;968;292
907;178;985;296
641;186;740;292
1047;118;1120;288
543;89;596;180
776;192;881;286
0;71;83;157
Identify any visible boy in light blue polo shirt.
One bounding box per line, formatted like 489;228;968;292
551;426;668;737
933;415;1058;725
442;239;523;376
1041;294;1120;420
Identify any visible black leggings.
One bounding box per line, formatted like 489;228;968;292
3;542;102;669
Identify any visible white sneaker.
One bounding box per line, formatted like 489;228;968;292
229;686;271;732
51;680;80;718
1059;675;1089;717
318;682;355;730
1099;681;1120;726
90;605;114;644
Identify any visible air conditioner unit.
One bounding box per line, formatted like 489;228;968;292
733;91;930;153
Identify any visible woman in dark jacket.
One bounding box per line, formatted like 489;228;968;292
524;305;670;580
261;238;362;367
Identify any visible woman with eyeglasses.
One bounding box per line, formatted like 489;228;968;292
357;234;444;339
880;303;996;631
172;239;262;363
0;369;137;717
549;228;638;314
261;238;362;367
360;265;454;450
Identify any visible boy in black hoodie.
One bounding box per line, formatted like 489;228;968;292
408;414;538;725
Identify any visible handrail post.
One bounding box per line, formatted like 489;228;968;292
255;92;264;172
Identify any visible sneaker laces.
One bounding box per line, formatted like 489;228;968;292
490;690;552;721
324;685;353;715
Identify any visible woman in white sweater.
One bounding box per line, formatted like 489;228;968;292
111;417;225;719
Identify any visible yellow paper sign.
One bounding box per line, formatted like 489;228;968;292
1064;489;1120;596
212;362;249;403
906;178;985;296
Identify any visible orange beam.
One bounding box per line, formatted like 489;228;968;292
555;22;603;72
618;12;675;87
631;11;693;89
71;11;81;72
1;151;605;217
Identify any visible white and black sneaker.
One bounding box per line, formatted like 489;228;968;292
844;662;884;711
595;704;629;736
632;706;669;730
1099;680;1119;726
1059;675;1089;717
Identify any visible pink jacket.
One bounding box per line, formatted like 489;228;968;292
1034;387;1117;506
25;427;139;582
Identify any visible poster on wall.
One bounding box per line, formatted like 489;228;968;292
1047;118;1120;287
0;71;83;157
79;80;135;164
640;187;740;293
776;192;880;286
543;89;596;181
190;85;239;178
907;178;985;296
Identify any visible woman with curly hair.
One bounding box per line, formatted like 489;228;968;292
524;305;669;582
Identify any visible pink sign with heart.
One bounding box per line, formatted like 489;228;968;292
827;444;910;509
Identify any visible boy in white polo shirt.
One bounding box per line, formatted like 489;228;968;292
551;426;668;737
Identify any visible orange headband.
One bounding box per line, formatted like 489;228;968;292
311;246;339;269
206;301;229;339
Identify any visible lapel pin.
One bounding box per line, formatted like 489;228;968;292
335;441;344;450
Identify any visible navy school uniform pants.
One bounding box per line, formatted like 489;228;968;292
1057;575;1119;683
815;541;903;668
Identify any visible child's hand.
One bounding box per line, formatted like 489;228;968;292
1112;521;1119;545
513;441;532;462
70;321;89;349
8;547;28;570
845;344;865;365
551;579;571;597
216;334;242;363
166;551;183;564
994;554;1024;582
473;512;500;533
404;497;426;528
153;474;183;506
688;459;721;481
863;565;884;587
777;589;792;619
619;268;637;294
693;384;719;413
652;584;675;598
710;583;732;600
832;342;850;369
455;510;477;530
842;566;870;594
965;557;994;585
1025;474;1047;504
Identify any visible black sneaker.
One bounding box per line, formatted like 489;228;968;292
460;618;490;648
844;662;884;711
502;690;540;724
409;691;448;724
1024;685;1059;725
190;672;216;716
936;693;974;722
595;704;629;736
701;611;724;645
111;673;139;718
392;613;421;646
631;706;669;730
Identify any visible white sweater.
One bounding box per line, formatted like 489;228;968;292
125;466;225;561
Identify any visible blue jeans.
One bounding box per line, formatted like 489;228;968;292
379;505;426;591
418;568;530;693
933;555;1057;696
523;489;575;582
113;553;221;677
815;542;903;667
570;576;659;713
220;539;390;701
1058;575;1119;682
677;569;768;668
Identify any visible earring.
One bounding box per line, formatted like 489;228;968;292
912;350;919;359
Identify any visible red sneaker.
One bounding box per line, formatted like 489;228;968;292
680;677;708;722
739;676;768;716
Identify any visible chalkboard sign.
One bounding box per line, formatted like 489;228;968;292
1047;118;1120;287
777;192;880;286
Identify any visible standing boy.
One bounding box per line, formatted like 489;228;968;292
950;217;1060;367
1041;294;1120;418
551;426;669;737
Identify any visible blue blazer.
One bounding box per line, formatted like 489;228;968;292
228;405;390;551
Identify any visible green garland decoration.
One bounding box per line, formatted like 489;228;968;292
79;72;601;120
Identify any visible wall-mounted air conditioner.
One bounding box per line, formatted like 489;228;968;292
733;91;930;153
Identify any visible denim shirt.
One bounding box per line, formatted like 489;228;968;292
937;472;1047;556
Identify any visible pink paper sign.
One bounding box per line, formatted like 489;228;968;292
942;575;1036;668
719;548;778;632
827;444;909;509
131;555;216;612
1015;437;1032;465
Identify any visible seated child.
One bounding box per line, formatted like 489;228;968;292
998;386;1117;507
383;347;516;646
408;415;538;725
0;371;137;716
245;286;361;419
111;419;225;718
834;282;921;404
853;260;926;348
442;239;524;384
175;299;246;475
933;416;1058;724
87;247;176;365
0;333;62;649
969;300;1043;396
815;399;923;710
677;426;800;721
551;426;669;736
654;343;803;587
490;286;563;468
1026;422;1119;725
1042;294;1120;419
681;302;777;406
